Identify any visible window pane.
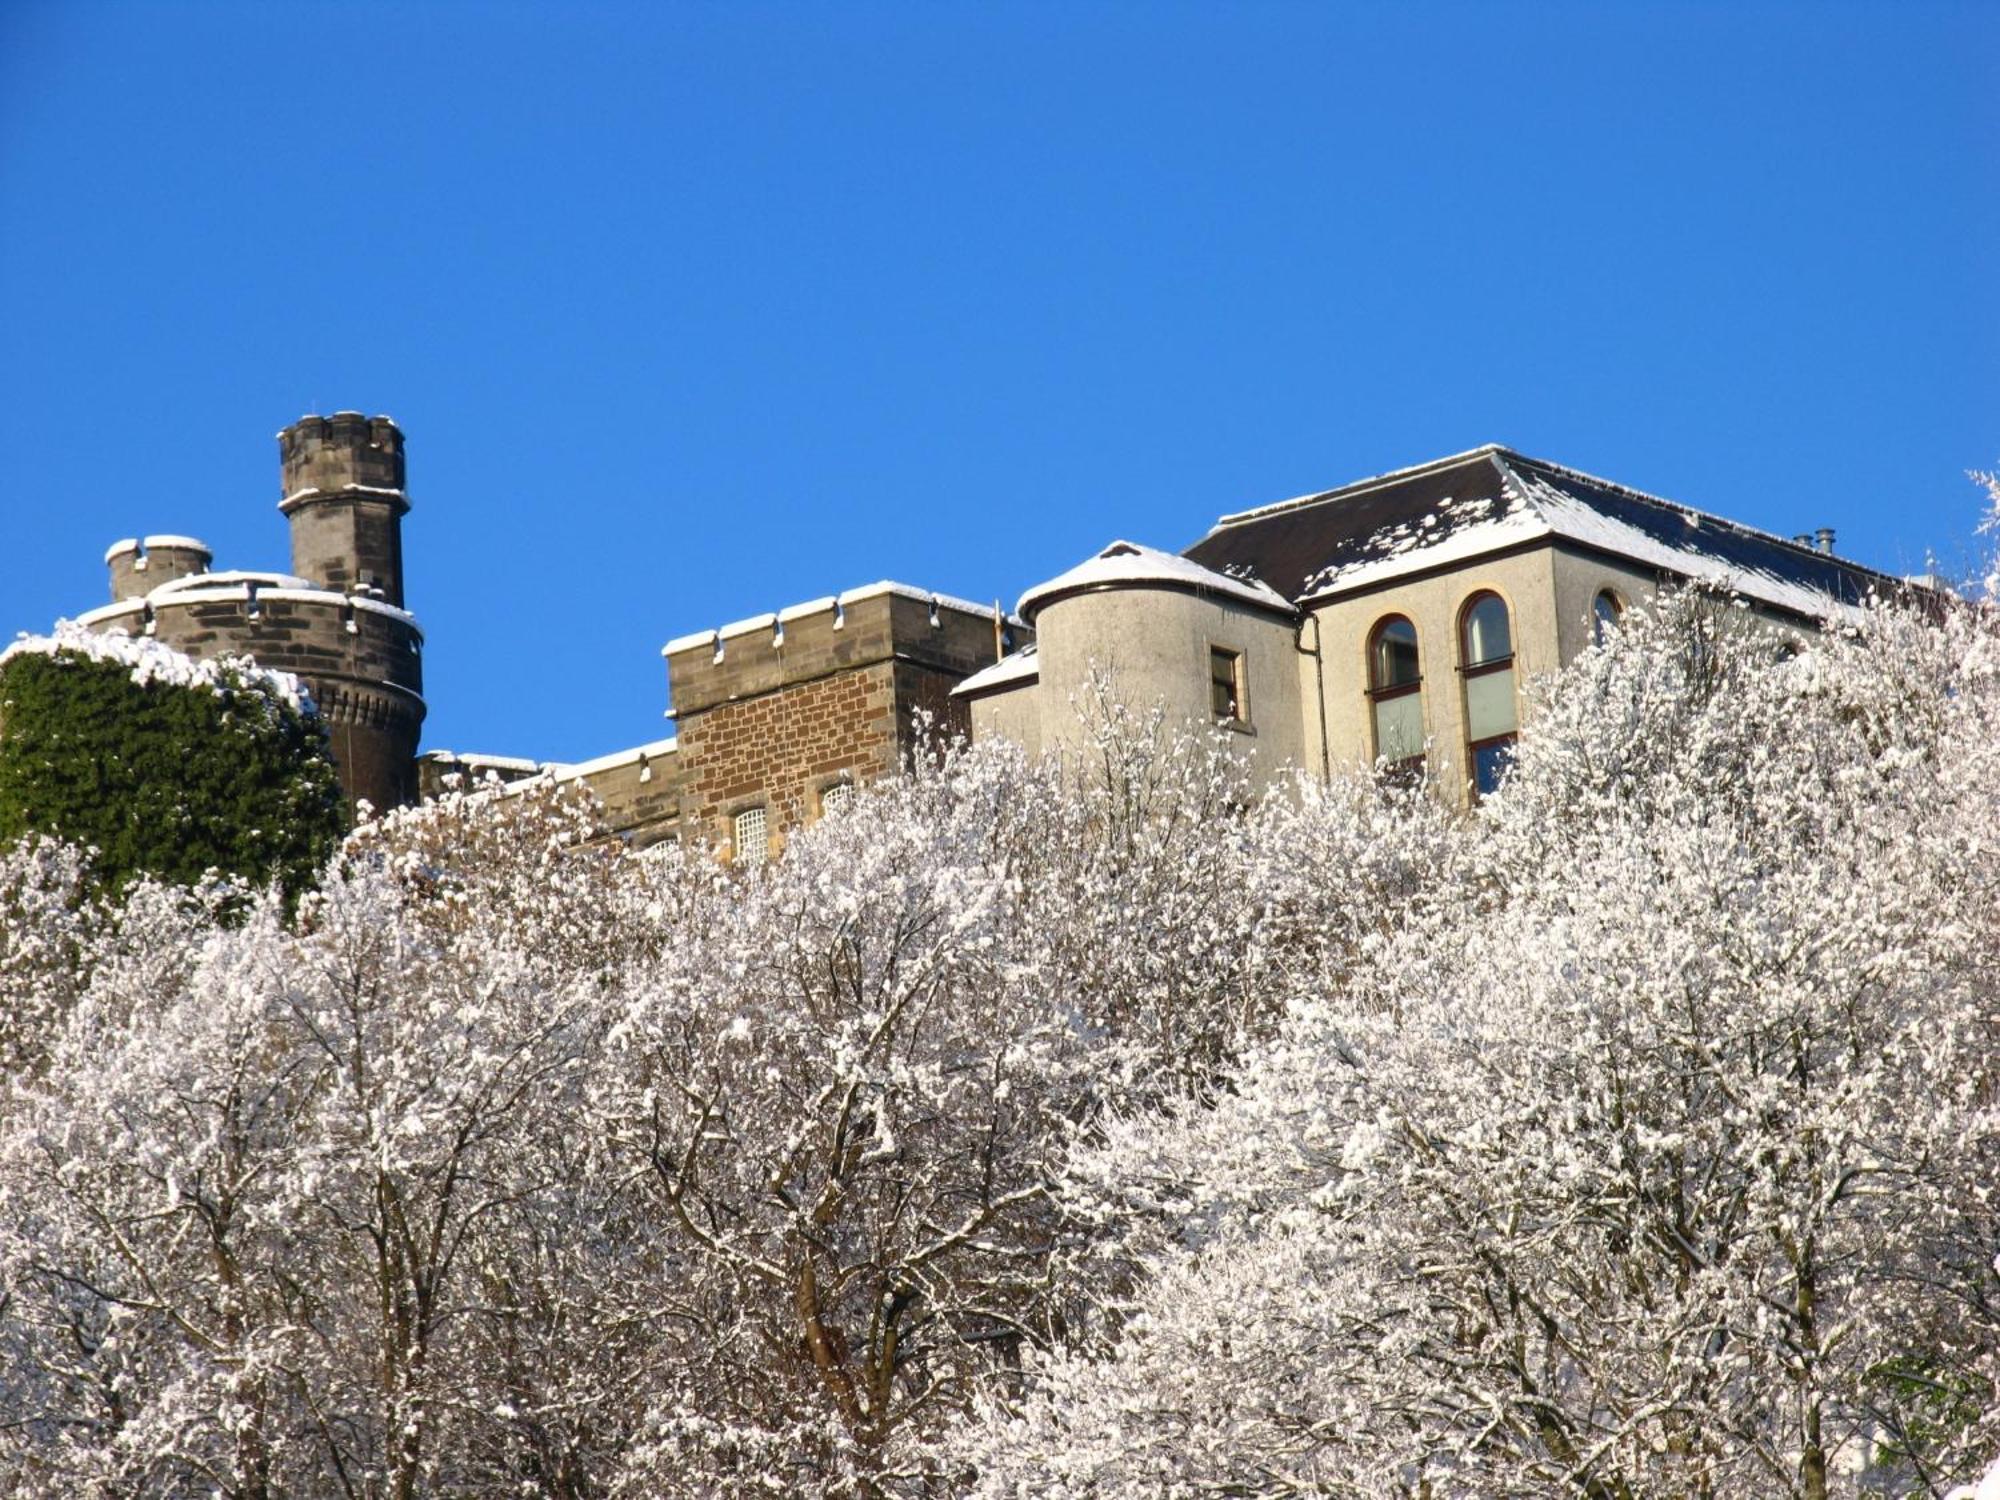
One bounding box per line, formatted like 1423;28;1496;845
1463;595;1511;665
1374;690;1424;763
821;783;853;816
734;806;768;862
1593;590;1622;646
1473;736;1516;797
1210;648;1240;719
1465;664;1517;741
1371;618;1419;690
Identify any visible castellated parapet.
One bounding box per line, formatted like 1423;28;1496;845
279;412;409;607
653;584;1024;857
78;415;426;815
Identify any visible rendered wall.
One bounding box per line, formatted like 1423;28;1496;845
1301;545;1559;804
1027;586;1306;788
966;678;1044;759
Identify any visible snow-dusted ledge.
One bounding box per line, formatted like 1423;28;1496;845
1015;540;1293;623
952;645;1040;699
1;621;313;714
663;580;1015;658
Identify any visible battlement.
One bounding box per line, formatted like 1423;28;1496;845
277;414;411;606
278;413;407;508
662;583;1023;719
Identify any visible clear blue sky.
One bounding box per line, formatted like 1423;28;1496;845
3;1;1994;762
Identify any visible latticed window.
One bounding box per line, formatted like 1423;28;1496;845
820;782;853;818
1460;591;1518;799
1367;615;1424;772
733;805;769;863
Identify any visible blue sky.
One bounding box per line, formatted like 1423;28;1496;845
2;1;1994;762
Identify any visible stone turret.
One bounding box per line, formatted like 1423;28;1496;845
78;414;427;817
278;412;409;606
105;535;213;602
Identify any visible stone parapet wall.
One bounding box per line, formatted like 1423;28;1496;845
81;588;426;819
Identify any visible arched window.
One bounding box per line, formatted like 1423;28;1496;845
1459;592;1517;798
1367;615;1424;772
1592;589;1623;647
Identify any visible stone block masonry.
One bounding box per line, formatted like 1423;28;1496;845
654;583;1025;858
78;414;426;816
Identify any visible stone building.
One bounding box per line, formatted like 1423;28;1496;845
955;444;1906;805
426;584;1023;858
77;414;425;814
50;418;1911;851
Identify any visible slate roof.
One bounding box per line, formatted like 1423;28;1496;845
1183;445;1904;621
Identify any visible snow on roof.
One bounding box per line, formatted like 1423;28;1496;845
552;736;679;782
105;534;213;562
1292;457;1878;623
422;750;545;773
152;569;312;595
74;578;422;633
951;644;1040;699
662;582;1013;658
1;621;314;715
1209;444;1510;529
1015;540;1294;624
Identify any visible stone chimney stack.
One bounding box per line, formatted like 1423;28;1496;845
278;413;409;606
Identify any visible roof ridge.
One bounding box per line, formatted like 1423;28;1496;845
1498;451;1893;578
1202;444;1512;532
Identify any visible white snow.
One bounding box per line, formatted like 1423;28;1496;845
1205;444;1511;530
1016;540;1293;623
421;750;545;773
152;569;313;595
1296;463;1873;625
662;583;1014;659
1;621;314;715
486;736;676;792
280;483;407;505
952;645;1040;699
718;612;779;642
141;534;210;553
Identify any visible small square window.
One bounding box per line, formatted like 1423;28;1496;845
733;805;769;863
1209;647;1246;724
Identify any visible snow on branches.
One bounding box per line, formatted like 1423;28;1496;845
0;563;1996;1498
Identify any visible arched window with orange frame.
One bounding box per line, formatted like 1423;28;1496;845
1367;614;1425;774
1459;591;1518;798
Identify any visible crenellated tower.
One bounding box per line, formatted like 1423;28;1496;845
79;413;427;816
279;412;409;606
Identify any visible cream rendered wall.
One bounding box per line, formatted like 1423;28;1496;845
1026;586;1307;788
1550;548;1664;660
967;679;1044;759
1302;546;1562;805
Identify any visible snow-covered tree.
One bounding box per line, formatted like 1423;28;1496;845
3;495;1996;1499
961;585;2000;1499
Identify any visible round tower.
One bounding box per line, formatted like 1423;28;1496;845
278;413;409;606
76;415;427;818
105;535;212;602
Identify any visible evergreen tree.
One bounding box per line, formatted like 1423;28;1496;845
0;626;344;900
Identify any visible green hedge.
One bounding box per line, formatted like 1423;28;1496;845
0;643;345;899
